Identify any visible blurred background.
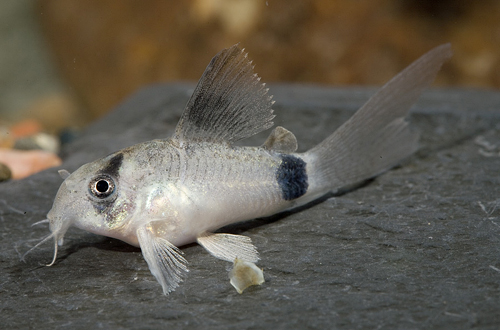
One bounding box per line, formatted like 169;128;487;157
0;0;499;179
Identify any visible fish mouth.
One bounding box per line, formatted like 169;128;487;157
46;214;73;266
22;215;72;267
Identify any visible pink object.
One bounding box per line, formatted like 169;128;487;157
0;148;62;179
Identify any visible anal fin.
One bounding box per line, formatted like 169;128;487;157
197;232;259;263
137;226;188;295
262;126;298;153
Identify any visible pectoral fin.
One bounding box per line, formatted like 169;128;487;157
262;126;298;153
197;232;259;263
137;226;188;295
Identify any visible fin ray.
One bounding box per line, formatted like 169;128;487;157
305;44;452;192
174;44;274;144
137;226;188;295
197;232;259;263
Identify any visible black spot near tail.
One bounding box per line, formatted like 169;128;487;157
277;154;308;201
101;152;124;178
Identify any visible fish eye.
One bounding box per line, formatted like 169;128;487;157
89;175;116;199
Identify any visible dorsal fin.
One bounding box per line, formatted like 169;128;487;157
173;44;275;144
262;126;298;153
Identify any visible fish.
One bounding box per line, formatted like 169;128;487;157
24;43;452;294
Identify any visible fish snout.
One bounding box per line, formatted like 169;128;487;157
47;213;72;247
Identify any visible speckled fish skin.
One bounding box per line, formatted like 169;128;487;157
71;141;303;247
31;43;453;295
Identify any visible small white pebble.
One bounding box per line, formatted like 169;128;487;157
229;258;264;294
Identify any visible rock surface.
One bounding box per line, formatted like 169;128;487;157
1;84;500;329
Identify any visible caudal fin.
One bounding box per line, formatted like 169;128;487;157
303;44;452;195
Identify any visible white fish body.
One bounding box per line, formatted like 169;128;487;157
27;44;452;294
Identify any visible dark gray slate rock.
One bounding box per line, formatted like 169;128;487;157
1;83;500;329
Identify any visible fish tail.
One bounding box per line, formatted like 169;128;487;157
302;44;452;196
